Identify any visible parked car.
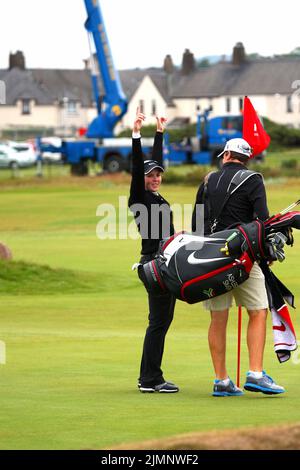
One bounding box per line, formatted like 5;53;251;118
0;143;22;169
0;142;37;168
7;141;37;166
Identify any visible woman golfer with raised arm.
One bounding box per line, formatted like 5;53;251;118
128;108;179;393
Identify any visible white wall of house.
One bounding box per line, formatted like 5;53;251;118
117;75;169;132
212;96;243;116
264;94;300;128
0;101;58;128
0;100;93;130
211;94;300;127
172;98;214;122
58;102;92;129
172;94;300;128
171;96;242;121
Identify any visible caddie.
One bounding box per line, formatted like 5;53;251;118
192;138;285;397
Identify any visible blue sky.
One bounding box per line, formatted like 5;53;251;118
1;0;299;70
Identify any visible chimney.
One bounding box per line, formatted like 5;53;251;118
232;42;246;66
9;51;26;70
181;49;196;75
163;54;174;74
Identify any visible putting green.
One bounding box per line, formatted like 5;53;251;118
0;177;299;449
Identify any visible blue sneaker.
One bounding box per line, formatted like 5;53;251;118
212;378;244;397
244;371;285;395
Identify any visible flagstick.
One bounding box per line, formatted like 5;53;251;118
237;306;242;388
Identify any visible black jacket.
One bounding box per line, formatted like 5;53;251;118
129;132;175;255
192;162;269;235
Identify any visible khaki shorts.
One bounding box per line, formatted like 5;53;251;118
203;263;268;311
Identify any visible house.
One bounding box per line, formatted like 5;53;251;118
167;44;300;129
128;44;300;129
0;44;300;137
0;51;95;135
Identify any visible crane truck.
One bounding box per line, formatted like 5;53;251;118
164;110;247;167
37;0;262;174
37;0;154;176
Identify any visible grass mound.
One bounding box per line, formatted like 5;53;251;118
0;259;132;295
111;423;300;450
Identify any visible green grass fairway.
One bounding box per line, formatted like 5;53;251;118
0;176;300;449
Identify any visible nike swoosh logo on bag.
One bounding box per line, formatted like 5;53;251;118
273;321;286;332
187;252;227;265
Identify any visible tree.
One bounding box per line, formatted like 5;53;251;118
197;58;210;68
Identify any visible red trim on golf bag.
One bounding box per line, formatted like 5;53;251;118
265;211;299;227
180;252;253;302
254;220;267;259
238;225;255;261
240;251;254;273
161;231;185;251
256;221;263;257
238;220;267;261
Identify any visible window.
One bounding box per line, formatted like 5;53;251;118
221;116;243;132
239;97;243;111
22;99;31;115
287;96;293;113
151;100;157;116
139;99;144;114
67;100;77;115
226;97;231;113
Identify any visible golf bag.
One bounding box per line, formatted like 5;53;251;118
138;211;300;304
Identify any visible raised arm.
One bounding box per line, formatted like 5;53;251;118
152;117;167;166
129;108;146;206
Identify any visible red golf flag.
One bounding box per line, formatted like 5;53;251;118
243;96;271;157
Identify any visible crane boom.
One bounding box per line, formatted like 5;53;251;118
84;0;127;138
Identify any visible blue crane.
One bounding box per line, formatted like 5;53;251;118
83;0;127;138
37;0;137;175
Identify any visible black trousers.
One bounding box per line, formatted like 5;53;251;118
138;254;176;387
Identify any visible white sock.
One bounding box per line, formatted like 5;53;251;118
218;377;230;385
249;370;263;379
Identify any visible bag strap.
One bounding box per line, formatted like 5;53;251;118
208;169;261;233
